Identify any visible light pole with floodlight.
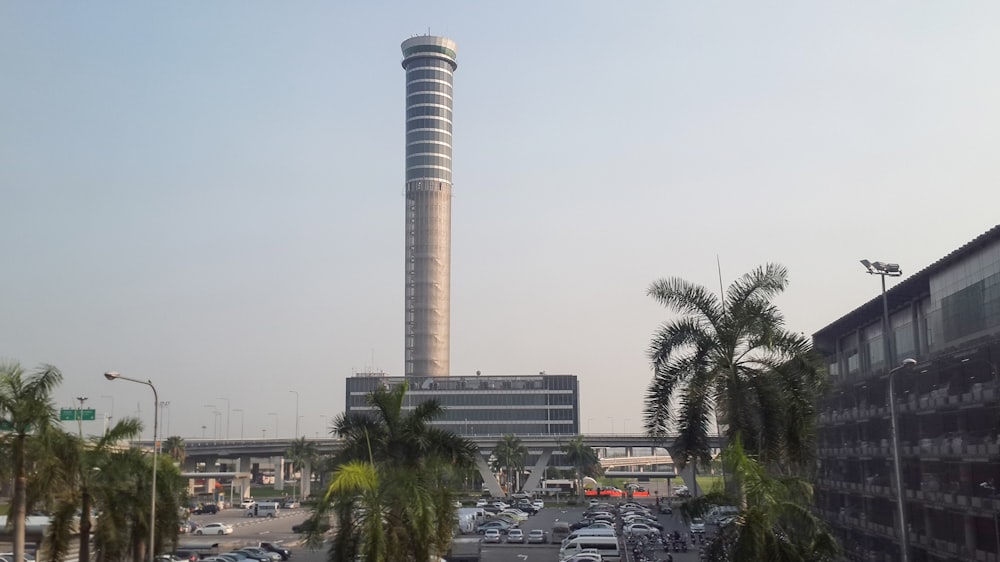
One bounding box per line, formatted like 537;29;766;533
982;481;1000;558
232;408;245;440
861;259;910;562
104;372;158;562
268;412;278;439
217;397;230;440
288;390;299;438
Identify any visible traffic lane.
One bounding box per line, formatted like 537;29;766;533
643;502;707;562
180;509;311;552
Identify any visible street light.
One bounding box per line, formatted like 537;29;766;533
862;259;909;562
159;401;170;443
204;405;220;439
982;481;1000;558
268;412;278;439
232;408;245;440
217;397;230;440
288;390;299;438
75;396;88;438
104;371;158;562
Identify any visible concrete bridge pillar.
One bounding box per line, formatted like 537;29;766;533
521;449;553;493
475;456;504;497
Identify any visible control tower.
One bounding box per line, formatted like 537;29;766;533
400;36;458;377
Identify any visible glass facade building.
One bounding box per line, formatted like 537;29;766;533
345;373;580;436
401;36;457;378
813;225;1000;562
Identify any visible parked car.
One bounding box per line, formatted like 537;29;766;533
257;542;291;561
483;529;502;544
527;529;547;544
475;499;489;508
506;529;525;543
280;499;300;509
195;522;233;535
238;548;280;562
172;550;202;562
193;504;219;515
476;520;513;534
531;499;545;510
624;523;660;537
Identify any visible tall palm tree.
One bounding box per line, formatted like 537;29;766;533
33;417;144;562
286;436;319;499
320;381;478;562
164;435;186;466
490;434;527;496
560;436;602;500
0;362;63;562
684;437;840;561
643;264;826;473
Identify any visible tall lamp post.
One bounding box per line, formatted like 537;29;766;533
981;481;1000;557
288;390;299;438
268;412;278;439
75;396;88;438
861;259;909;562
217;397;230;440
104;372;158;562
232;408;245;440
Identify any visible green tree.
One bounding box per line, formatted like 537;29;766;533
319;381;478;562
31;416;143;562
286;436;319;499
643;264;826;473
560;436;602;500
682;437;840;561
88;448;186;562
0;362;63;562
490;434;527;496
164;435;186;466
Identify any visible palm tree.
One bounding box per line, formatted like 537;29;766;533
490;434;527;496
560;436;602;500
0;362;63;562
684;437;840;561
286;436;319;500
643;264;826;473
33;417;144;562
164;435;186;466
320;381;479;561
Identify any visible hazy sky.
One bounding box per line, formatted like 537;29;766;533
3;2;998;441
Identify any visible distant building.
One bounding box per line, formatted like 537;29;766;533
813;224;1000;562
345;373;580;436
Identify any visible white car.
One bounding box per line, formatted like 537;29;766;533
483;529;502;543
475;498;489;508
527;529;546;543
506;529;525;543
499;509;529;521
624;523;659;537
690;517;706;534
240;499;256;509
196;522;234;535
531;499;544;510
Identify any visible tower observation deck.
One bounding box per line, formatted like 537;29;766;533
401;36;457;377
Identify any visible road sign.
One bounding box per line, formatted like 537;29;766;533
60;409;96;421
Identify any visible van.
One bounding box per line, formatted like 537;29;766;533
559;536;620;561
246;501;280;518
563;526;617;544
550;521;572;544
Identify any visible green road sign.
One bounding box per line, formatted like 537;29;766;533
60;409;96;421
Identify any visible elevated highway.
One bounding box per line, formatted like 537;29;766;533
143;434;720;499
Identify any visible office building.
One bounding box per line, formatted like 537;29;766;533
345;373;580;436
813;225;1000;562
401;35;457;377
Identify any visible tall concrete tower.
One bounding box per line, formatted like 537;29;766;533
401;36;457;377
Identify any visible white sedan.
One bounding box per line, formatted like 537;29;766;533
196;522;234;535
624;523;660;537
